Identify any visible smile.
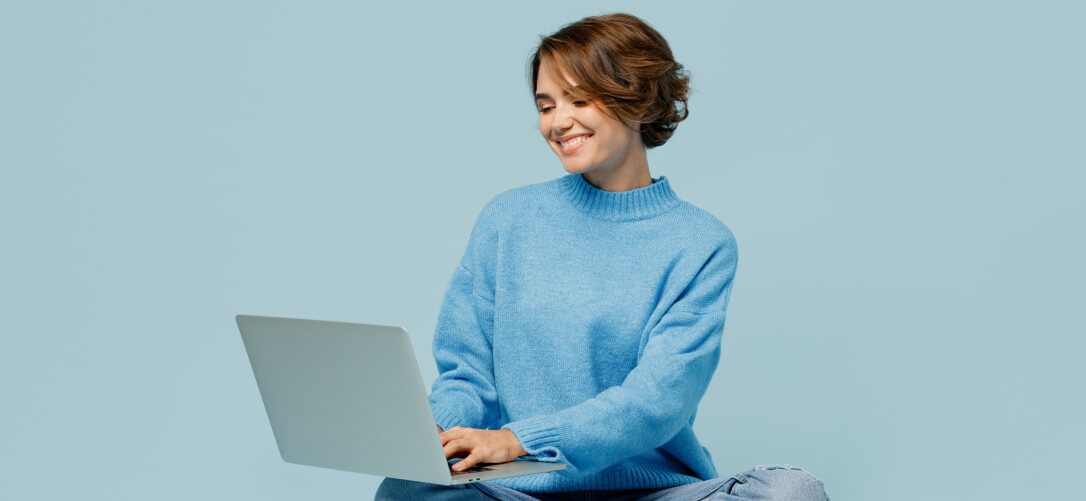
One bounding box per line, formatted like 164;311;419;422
558;134;592;154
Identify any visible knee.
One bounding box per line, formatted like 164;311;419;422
745;465;828;501
374;477;410;501
374;477;475;501
374;477;438;501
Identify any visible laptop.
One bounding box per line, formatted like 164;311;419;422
235;314;565;485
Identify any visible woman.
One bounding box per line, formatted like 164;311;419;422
377;13;828;501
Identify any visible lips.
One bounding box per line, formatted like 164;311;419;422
557;134;592;155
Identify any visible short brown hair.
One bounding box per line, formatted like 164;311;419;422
529;13;691;148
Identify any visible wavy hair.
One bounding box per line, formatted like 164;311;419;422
529;13;691;148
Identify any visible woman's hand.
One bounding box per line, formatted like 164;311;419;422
439;426;527;471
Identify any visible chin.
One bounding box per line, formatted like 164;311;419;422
560;161;594;175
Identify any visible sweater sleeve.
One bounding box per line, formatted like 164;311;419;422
427;202;502;431
502;234;738;475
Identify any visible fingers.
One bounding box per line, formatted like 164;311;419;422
443;438;468;460
452;452;482;472
442;430;489;464
439;426;465;446
439;427;523;467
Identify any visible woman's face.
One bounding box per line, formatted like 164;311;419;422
535;58;643;177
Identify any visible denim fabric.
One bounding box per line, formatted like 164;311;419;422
374;464;828;500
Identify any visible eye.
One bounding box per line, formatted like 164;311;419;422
538;106;553;113
573;100;590;106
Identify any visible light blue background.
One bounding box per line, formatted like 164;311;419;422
2;1;1082;500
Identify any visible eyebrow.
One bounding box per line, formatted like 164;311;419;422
534;87;582;101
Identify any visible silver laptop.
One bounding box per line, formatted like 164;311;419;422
235;314;565;485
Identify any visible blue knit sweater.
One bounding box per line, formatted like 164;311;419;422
428;172;738;492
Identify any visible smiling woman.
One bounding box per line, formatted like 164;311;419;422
375;12;828;501
534;58;646;188
531;13;691;149
531;13;691;192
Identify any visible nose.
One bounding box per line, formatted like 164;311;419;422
549;102;575;135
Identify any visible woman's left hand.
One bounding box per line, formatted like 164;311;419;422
440;426;528;471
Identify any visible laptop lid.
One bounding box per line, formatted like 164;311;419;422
236;314;455;484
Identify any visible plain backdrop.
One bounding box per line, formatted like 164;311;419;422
2;1;1083;500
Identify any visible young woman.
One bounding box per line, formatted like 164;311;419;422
376;13;828;501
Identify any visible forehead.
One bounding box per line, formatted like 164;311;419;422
536;56;580;97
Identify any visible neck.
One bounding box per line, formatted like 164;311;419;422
580;143;651;192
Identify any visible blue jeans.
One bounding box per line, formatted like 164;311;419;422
375;464;828;500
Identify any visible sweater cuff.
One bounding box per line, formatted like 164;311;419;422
503;415;563;462
430;398;470;431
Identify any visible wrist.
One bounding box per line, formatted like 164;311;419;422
502;428;527;457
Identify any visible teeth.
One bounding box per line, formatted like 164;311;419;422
561;135;589;147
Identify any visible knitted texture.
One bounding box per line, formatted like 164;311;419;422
428;173;738;492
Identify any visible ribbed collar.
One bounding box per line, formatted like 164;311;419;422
557;173;681;222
